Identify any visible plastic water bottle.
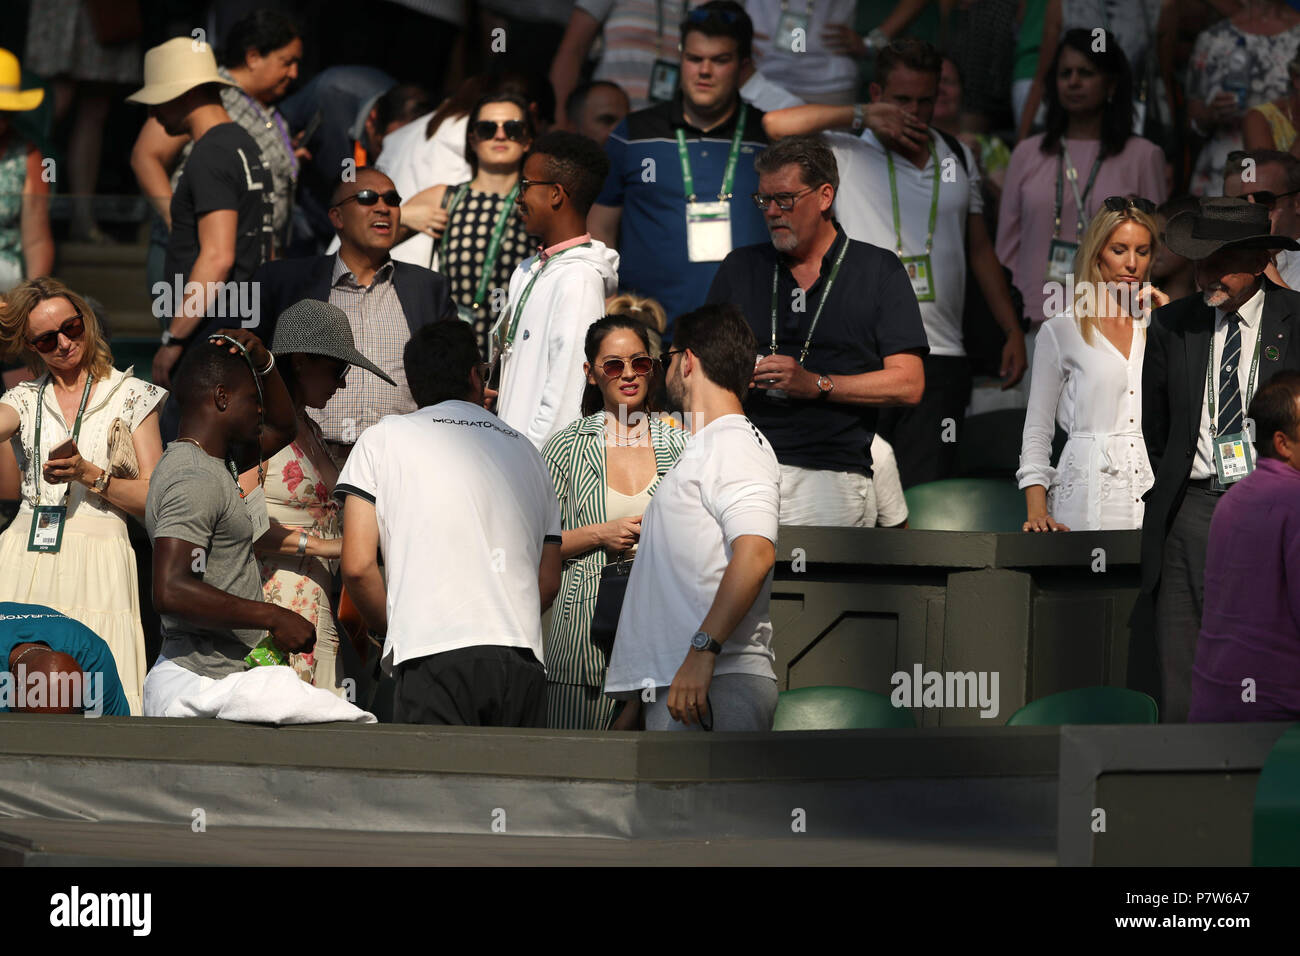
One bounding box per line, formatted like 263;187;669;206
1222;34;1251;111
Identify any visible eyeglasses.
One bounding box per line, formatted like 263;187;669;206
518;179;561;192
660;348;685;368
472;119;528;142
332;188;402;209
600;356;656;378
1242;188;1300;209
1102;195;1157;215
752;186;816;212
331;360;349;383
28;313;85;354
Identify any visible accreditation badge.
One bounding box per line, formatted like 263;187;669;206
649;59;681;103
775;11;810;52
456;304;478;325
901;254;935;302
1212;431;1255;487
243;483;271;541
685;201;732;262
1046;239;1078;285
27;505;67;553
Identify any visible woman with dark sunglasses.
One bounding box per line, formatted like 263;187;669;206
399;93;536;358
0;278;167;714
539;314;689;731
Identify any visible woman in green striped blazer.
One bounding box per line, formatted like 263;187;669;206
541;314;689;730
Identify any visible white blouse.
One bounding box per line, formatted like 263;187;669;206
1017;313;1153;531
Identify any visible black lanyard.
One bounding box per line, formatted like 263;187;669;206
768;239;849;366
1054;146;1103;240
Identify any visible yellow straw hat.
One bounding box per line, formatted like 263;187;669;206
125;37;237;106
0;49;44;112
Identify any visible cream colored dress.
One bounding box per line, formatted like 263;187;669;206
0;368;166;714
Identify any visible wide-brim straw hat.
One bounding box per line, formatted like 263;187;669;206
1164;197;1300;261
0;49;44;112
270;299;397;386
125;37;237;106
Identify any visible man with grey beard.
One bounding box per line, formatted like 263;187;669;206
1138;197;1300;723
705;134;928;525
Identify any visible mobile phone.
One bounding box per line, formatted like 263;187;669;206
49;438;79;460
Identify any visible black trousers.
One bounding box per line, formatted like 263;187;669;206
394;645;547;728
1155;486;1222;723
877;354;973;489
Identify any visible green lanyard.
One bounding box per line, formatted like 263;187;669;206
769;238;849;366
1054;145;1103;240
440;182;522;309
1206;317;1262;437
675;108;747;203
885;139;940;257
33;374;94;507
499;243;591;354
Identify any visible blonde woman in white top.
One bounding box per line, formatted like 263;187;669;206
1018;198;1169;531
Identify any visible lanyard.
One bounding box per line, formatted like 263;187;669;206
655;0;689;57
885;139;940;257
440;183;521;308
1206;316;1263;436
237;88;298;179
675;108;747;203
769;238;849;366
500;243;591;352
1054;145;1103;240
33;374;94;507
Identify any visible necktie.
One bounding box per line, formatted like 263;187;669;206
1217;311;1244;437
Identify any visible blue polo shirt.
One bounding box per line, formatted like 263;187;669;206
0;602;131;716
595;95;769;336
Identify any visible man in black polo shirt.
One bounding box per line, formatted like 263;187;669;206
589;1;770;337
706;135;928;526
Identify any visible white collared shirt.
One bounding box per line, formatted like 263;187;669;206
1191;286;1266;480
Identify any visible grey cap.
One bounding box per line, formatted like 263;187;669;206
270;299;397;386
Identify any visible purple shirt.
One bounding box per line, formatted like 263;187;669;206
1189;458;1300;722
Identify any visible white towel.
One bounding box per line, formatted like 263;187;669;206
164;666;377;724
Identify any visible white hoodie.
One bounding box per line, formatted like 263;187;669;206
496;240;620;449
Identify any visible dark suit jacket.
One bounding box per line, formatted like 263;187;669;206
1139;278;1300;595
247;253;457;346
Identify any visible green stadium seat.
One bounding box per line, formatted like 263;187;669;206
1004;686;1158;726
1253;723;1300;866
773;685;917;730
904;477;1025;532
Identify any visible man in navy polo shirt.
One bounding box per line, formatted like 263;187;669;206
589;1;770;337
706;135;929;526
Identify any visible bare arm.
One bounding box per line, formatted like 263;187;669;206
251;517;343;559
763;102;927;145
21;146;52;279
1016;0;1062;143
0;402;19;444
588;203;622;250
130;116;189;227
876;0;932;38
1242;107;1277;150
49;408;165;519
968;212;1028;388
340;494;387;634
539;540;562;612
550;8;604;128
826;351;926;406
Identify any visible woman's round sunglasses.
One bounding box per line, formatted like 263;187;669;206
472;119;528;142
598;356;655;378
28;312;85;354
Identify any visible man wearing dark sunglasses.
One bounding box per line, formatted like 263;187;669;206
248;166;456;464
1223;149;1300;292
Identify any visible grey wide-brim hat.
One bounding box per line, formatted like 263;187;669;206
270;299;397;386
1165;197;1300;261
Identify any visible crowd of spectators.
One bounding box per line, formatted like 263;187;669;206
3;0;1300;729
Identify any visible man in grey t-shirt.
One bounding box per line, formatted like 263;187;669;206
141;330;312;717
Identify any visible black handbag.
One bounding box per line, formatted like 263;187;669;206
590;554;633;654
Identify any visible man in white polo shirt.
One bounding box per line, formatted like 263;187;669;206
605;303;781;732
763;38;1027;488
336;320;562;727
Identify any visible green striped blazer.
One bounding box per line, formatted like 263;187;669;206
540;412;689;687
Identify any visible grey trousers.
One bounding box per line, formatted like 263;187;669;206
643;673;778;732
1155;487;1222;723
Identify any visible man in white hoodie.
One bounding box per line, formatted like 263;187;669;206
494;130;620;449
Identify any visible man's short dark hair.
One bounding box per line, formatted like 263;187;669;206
172;339;257;410
754;134;839;194
330;166;391;207
527;131;610;215
680;0;753;62
565;80;627;124
673;303;756;401
374;83;432;132
220;9;300;68
404;320;482;408
1248;370;1300;460
875;37;943;88
1225;149;1300;193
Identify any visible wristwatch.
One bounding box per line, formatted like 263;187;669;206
816;374;835;398
690;630;723;654
160;330;191;348
90;469;111;496
863;28;889;57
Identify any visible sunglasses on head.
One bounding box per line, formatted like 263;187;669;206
333;188;402;209
28;313;85;354
472;119;528;142
685;8;739;23
1102;195;1157;215
1242;188;1300;209
599;356;655;378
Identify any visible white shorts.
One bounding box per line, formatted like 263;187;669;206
778;464;876;527
142;657;217;717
